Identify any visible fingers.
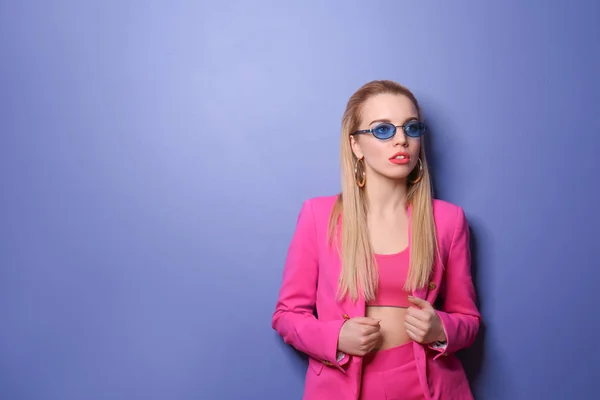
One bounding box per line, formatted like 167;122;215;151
369;332;383;351
405;326;425;343
406;306;430;322
405;308;431;343
408;295;432;309
358;323;381;336
352;317;382;336
366;331;382;344
352;317;382;327
358;331;382;354
404;314;428;332
405;319;427;343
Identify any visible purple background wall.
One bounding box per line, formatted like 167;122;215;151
1;1;599;399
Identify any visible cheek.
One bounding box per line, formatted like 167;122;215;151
360;138;385;157
409;140;422;160
367;143;392;164
409;138;421;153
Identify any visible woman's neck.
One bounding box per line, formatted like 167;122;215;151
364;175;408;218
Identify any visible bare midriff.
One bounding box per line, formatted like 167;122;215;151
366;306;412;350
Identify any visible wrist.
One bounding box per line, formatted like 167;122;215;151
336;318;349;352
434;313;447;342
436;328;447;343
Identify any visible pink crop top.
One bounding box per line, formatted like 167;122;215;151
366;249;412;307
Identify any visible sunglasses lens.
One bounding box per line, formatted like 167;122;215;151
372;123;396;139
404;121;426;137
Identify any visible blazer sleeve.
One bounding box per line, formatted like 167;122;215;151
271;200;348;371
433;206;481;360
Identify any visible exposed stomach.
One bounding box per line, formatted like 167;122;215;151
365;306;412;350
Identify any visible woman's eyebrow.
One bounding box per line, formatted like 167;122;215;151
368;116;418;126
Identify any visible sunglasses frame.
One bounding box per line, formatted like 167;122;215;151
351;120;427;139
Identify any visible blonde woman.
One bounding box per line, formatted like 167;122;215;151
272;80;481;400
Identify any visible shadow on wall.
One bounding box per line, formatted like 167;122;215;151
459;224;486;390
422;110;487;397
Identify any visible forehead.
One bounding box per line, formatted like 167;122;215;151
360;93;418;125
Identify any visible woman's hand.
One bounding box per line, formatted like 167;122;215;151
337;317;382;356
404;296;447;344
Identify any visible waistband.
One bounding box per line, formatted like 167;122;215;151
362;341;415;373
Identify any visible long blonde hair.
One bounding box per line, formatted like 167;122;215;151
327;80;438;302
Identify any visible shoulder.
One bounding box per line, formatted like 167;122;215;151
292;194;339;240
432;198;464;219
431;198;469;239
300;194;339;220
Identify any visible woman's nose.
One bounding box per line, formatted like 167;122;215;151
393;128;408;146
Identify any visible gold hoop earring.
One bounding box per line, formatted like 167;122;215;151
354;157;366;188
409;158;424;184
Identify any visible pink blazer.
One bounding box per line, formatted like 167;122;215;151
272;195;481;400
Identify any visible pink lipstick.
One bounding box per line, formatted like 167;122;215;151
389;152;410;165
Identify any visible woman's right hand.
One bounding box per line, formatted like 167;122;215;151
337;317;382;356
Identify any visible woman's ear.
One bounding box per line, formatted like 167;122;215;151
350;134;363;159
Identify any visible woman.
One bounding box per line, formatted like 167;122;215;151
271;80;481;400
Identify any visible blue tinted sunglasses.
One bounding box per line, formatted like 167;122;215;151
351;120;427;140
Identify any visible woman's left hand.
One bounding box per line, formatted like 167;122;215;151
404;296;447;344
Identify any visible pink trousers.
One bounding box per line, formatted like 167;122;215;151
359;341;426;400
